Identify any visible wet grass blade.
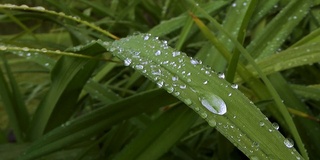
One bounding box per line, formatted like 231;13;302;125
106;34;304;159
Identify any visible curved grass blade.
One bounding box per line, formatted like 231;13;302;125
106;33;304;159
0;4;119;40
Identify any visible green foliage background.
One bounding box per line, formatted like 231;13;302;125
0;0;320;159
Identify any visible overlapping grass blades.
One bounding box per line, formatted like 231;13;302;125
0;1;319;159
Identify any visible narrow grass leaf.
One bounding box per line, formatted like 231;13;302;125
241;42;320;81
246;0;311;59
291;84;320;101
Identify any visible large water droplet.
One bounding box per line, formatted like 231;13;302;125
199;93;227;115
284;138;294;148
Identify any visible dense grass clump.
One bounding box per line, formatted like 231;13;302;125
0;0;319;159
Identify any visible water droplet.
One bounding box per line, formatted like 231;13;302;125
203;80;208;85
157;81;164;88
184;99;192;105
232;3;237;7
34;6;45;11
172;51;180;57
172;76;178;81
155;50;161;56
231;84;238;89
200;112;208;118
167;87;174;93
174;92;180;96
144;35;150;40
190;58;199;65
124;58;131;66
272;122;279;130
259;121;265;127
199;93;227;115
135;65;143;70
180;84;186;89
21;47;29;51
218;72;225;79
41;48;47;52
208;119;216;127
284;138;294;148
228;93;232;97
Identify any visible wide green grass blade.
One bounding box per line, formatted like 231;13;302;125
19;89;178;160
106;34;304;159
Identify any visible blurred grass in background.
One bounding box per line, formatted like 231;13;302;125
0;0;319;159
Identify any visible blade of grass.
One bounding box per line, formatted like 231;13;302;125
106;34;304;159
246;0;312;59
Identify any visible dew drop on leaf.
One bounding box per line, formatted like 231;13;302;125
124;58;132;66
284;138;294;148
157;81;164;88
199;93;227;115
231;84;238;89
200;112;208;118
135;65;144;70
218;72;225;79
208;119;216;127
272;122;279;130
172;51;180;57
184;99;192;105
155;50;161;56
